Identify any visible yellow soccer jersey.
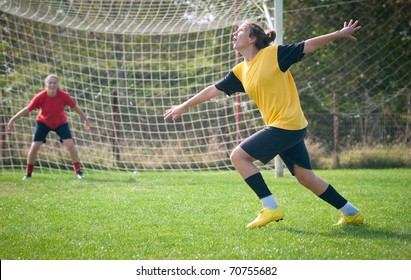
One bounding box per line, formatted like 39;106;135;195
216;43;308;130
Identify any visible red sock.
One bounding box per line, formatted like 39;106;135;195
26;164;34;175
72;162;81;173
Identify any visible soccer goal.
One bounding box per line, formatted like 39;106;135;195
1;0;282;173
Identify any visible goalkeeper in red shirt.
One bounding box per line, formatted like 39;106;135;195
7;74;91;179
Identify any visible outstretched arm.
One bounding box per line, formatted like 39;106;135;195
7;107;30;132
303;19;361;54
164;85;222;121
72;106;91;131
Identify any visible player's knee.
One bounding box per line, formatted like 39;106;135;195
230;148;241;166
295;174;307;186
230;147;251;167
229;151;236;165
29;142;42;153
295;172;316;188
64;140;76;150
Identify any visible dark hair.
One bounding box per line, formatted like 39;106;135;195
244;21;276;50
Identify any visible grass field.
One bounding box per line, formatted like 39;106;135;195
0;169;410;260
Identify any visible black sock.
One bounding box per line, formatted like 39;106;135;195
318;184;347;209
244;173;272;199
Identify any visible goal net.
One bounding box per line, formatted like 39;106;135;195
1;0;409;174
1;0;271;173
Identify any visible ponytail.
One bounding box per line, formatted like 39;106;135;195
244;20;276;50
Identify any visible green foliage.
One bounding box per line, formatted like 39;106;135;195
286;0;410;115
1;169;410;260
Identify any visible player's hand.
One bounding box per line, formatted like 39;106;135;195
84;120;91;131
338;19;361;41
164;105;185;121
6;121;14;132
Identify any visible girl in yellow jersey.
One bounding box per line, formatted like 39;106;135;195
164;20;364;228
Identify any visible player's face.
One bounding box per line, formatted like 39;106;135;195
233;24;252;51
45;77;59;94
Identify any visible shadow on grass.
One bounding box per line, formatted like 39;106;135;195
26;175;139;184
283;224;411;241
83;177;138;183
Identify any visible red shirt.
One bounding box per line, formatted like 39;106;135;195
27;89;77;129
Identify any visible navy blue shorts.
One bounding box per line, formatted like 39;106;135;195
33;121;73;143
239;126;312;175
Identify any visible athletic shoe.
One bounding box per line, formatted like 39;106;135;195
76;171;84;179
336;211;364;225
22;174;31;180
246;207;284;229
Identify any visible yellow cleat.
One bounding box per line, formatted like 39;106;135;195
336;211;364;225
246;207;284;229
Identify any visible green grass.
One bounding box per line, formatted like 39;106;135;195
0;169;410;260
